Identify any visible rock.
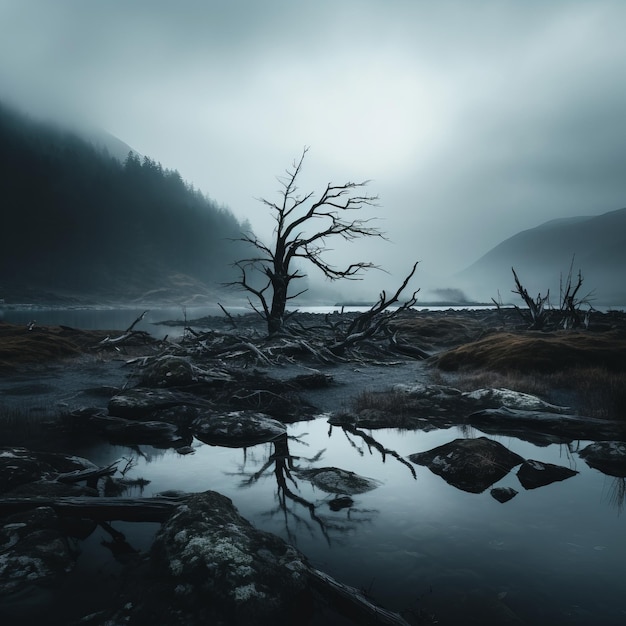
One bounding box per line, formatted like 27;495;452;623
467;407;626;443
490;487;519;503
408;437;524;493
192;411;286;448
283;372;334;389
517;460;578;490
95;415;190;448
578;442;626;477
0;506;76;595
108;388;210;419
102;491;310;625
296;467;381;495
462;388;570;413
138;355;197;387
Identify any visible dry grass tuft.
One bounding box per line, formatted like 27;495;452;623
0;322;126;370
391;315;487;349
433;331;626;373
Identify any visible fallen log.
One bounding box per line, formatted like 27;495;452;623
0;496;184;522
55;463;118;485
307;567;411;626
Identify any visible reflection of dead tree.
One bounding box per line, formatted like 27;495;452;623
606;477;626;515
232;435;376;546
337;425;417;479
99;520;140;563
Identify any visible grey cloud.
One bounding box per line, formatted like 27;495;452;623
1;0;625;301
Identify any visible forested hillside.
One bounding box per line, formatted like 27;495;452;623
0;102;251;303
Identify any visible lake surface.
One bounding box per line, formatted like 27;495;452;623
2;305;626;624
0;304;498;339
50;417;626;626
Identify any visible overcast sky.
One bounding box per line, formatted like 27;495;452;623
1;0;626;300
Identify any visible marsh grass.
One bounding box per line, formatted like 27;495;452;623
0;405;62;446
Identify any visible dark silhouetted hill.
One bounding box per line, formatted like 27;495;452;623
0;101;252;304
458;207;626;306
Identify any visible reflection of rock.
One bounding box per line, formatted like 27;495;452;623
579;442;626;477
104;490;310;625
0;506;76;595
467;407;626;444
517;460;578;490
408;437;524;494
192;411;286;448
297;467;382;495
328;496;354;511
490;487;518;503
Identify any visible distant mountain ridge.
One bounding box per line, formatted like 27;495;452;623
459;207;626;305
0;100;251;304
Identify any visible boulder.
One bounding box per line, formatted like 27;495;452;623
408;437;524;493
192;411;286;448
462;388;570;413
108;388;210;419
138;355;197;387
101;491;310;626
93;415;191;448
517;460;578;490
296;467;381;495
578;442;626;477
0;506;76;595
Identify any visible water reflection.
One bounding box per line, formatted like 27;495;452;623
605;476;626;514
76;418;626;625
331;424;417;479
228;434;379;546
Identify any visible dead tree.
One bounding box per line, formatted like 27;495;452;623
329;261;420;356
511;267;551;329
559;257;594;329
229;148;414;336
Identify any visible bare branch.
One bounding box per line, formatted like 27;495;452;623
229;148;418;336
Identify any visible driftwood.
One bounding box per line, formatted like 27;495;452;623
55;463;118;485
307;567;411;626
0;496;184;522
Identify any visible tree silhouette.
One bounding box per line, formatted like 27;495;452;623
231;148;385;335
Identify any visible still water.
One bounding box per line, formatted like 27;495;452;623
64;418;626;625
